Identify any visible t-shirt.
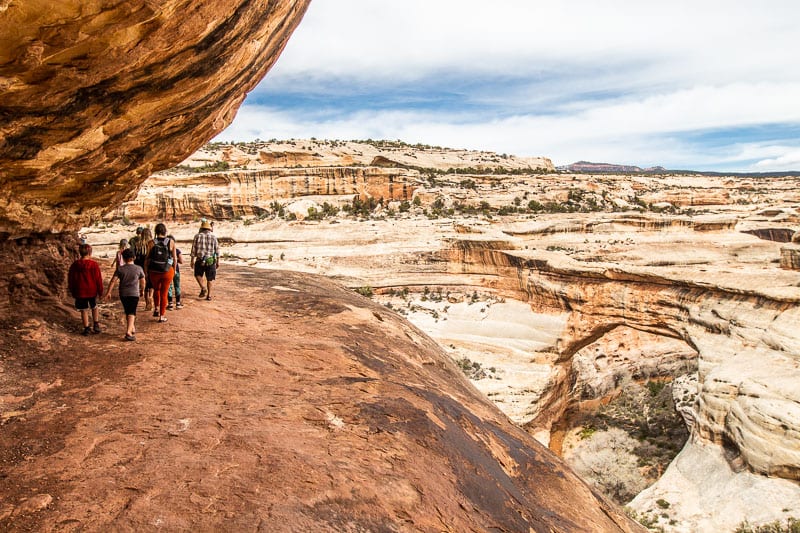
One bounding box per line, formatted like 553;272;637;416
115;263;145;297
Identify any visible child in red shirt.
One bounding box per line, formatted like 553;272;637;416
68;243;104;335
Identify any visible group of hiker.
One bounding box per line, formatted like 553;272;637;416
67;219;220;341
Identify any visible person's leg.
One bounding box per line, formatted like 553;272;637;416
158;269;174;316
194;258;206;296
121;296;139;337
145;276;153;311
167;280;174;309
149;272;161;316
91;301;101;333
174;270;182;308
77;299;91;335
204;263;216;300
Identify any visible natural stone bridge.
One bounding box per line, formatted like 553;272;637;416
450;241;800;480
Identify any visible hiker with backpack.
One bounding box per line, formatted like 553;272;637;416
144;223;177;322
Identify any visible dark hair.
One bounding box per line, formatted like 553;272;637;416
154;223;167;237
122;248;135;261
79;243;92;257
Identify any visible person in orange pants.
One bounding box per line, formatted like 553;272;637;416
144;223;177;322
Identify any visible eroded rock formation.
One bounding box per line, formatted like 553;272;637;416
449;241;800;481
112;166;420;221
0;0;310;237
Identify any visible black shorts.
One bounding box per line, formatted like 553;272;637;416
75;297;97;311
194;258;217;281
120;296;139;316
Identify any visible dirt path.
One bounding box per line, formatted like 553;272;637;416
0;266;640;532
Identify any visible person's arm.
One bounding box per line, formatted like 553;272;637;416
143;241;153;276
176;249;183;264
138;273;146;296
104;273;118;301
190;235;197;262
170;239;178;267
213;235;220;265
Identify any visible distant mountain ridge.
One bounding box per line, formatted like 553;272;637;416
563;161;667;173
560;160;800;177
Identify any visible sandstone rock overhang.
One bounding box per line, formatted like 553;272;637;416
0;0;310;238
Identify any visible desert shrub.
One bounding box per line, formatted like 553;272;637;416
735;518;800;533
354;286;373;298
454;357;494;380
566;428;649;503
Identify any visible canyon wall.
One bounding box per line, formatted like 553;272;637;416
111;167;420;221
449;241;800;481
0;0;310;237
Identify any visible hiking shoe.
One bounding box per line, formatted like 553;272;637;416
152;310;159;317
205;296;212;301
175;302;184;309
199;289;207;298
124;334;136;341
82;326;92;336
158;316;168;323
92;323;102;334
167;302;174;310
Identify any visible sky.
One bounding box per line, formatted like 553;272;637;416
216;0;800;172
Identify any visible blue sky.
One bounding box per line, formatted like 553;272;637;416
216;0;800;172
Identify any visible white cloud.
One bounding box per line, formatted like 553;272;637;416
221;80;800;169
270;0;800;87
220;1;800;171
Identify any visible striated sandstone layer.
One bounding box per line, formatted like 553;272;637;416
449;241;800;481
0;266;641;532
114;166;420;221
0;0;310;237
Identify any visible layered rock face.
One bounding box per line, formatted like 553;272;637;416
110;139;554;221
113;166;420;221
451;242;800;481
0;0;310;237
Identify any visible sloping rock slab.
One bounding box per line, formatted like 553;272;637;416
0;266;640;532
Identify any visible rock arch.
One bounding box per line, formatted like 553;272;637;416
524;259;800;480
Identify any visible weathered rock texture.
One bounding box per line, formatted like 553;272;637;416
450;242;800;481
0;0;310;237
116;166;420;221
110;139;554;221
0;266;641;532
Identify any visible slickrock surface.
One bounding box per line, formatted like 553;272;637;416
0;0;309;237
0;266;640;532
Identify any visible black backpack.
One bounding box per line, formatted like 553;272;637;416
148;237;171;272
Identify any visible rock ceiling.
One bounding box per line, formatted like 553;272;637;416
0;0;310;237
